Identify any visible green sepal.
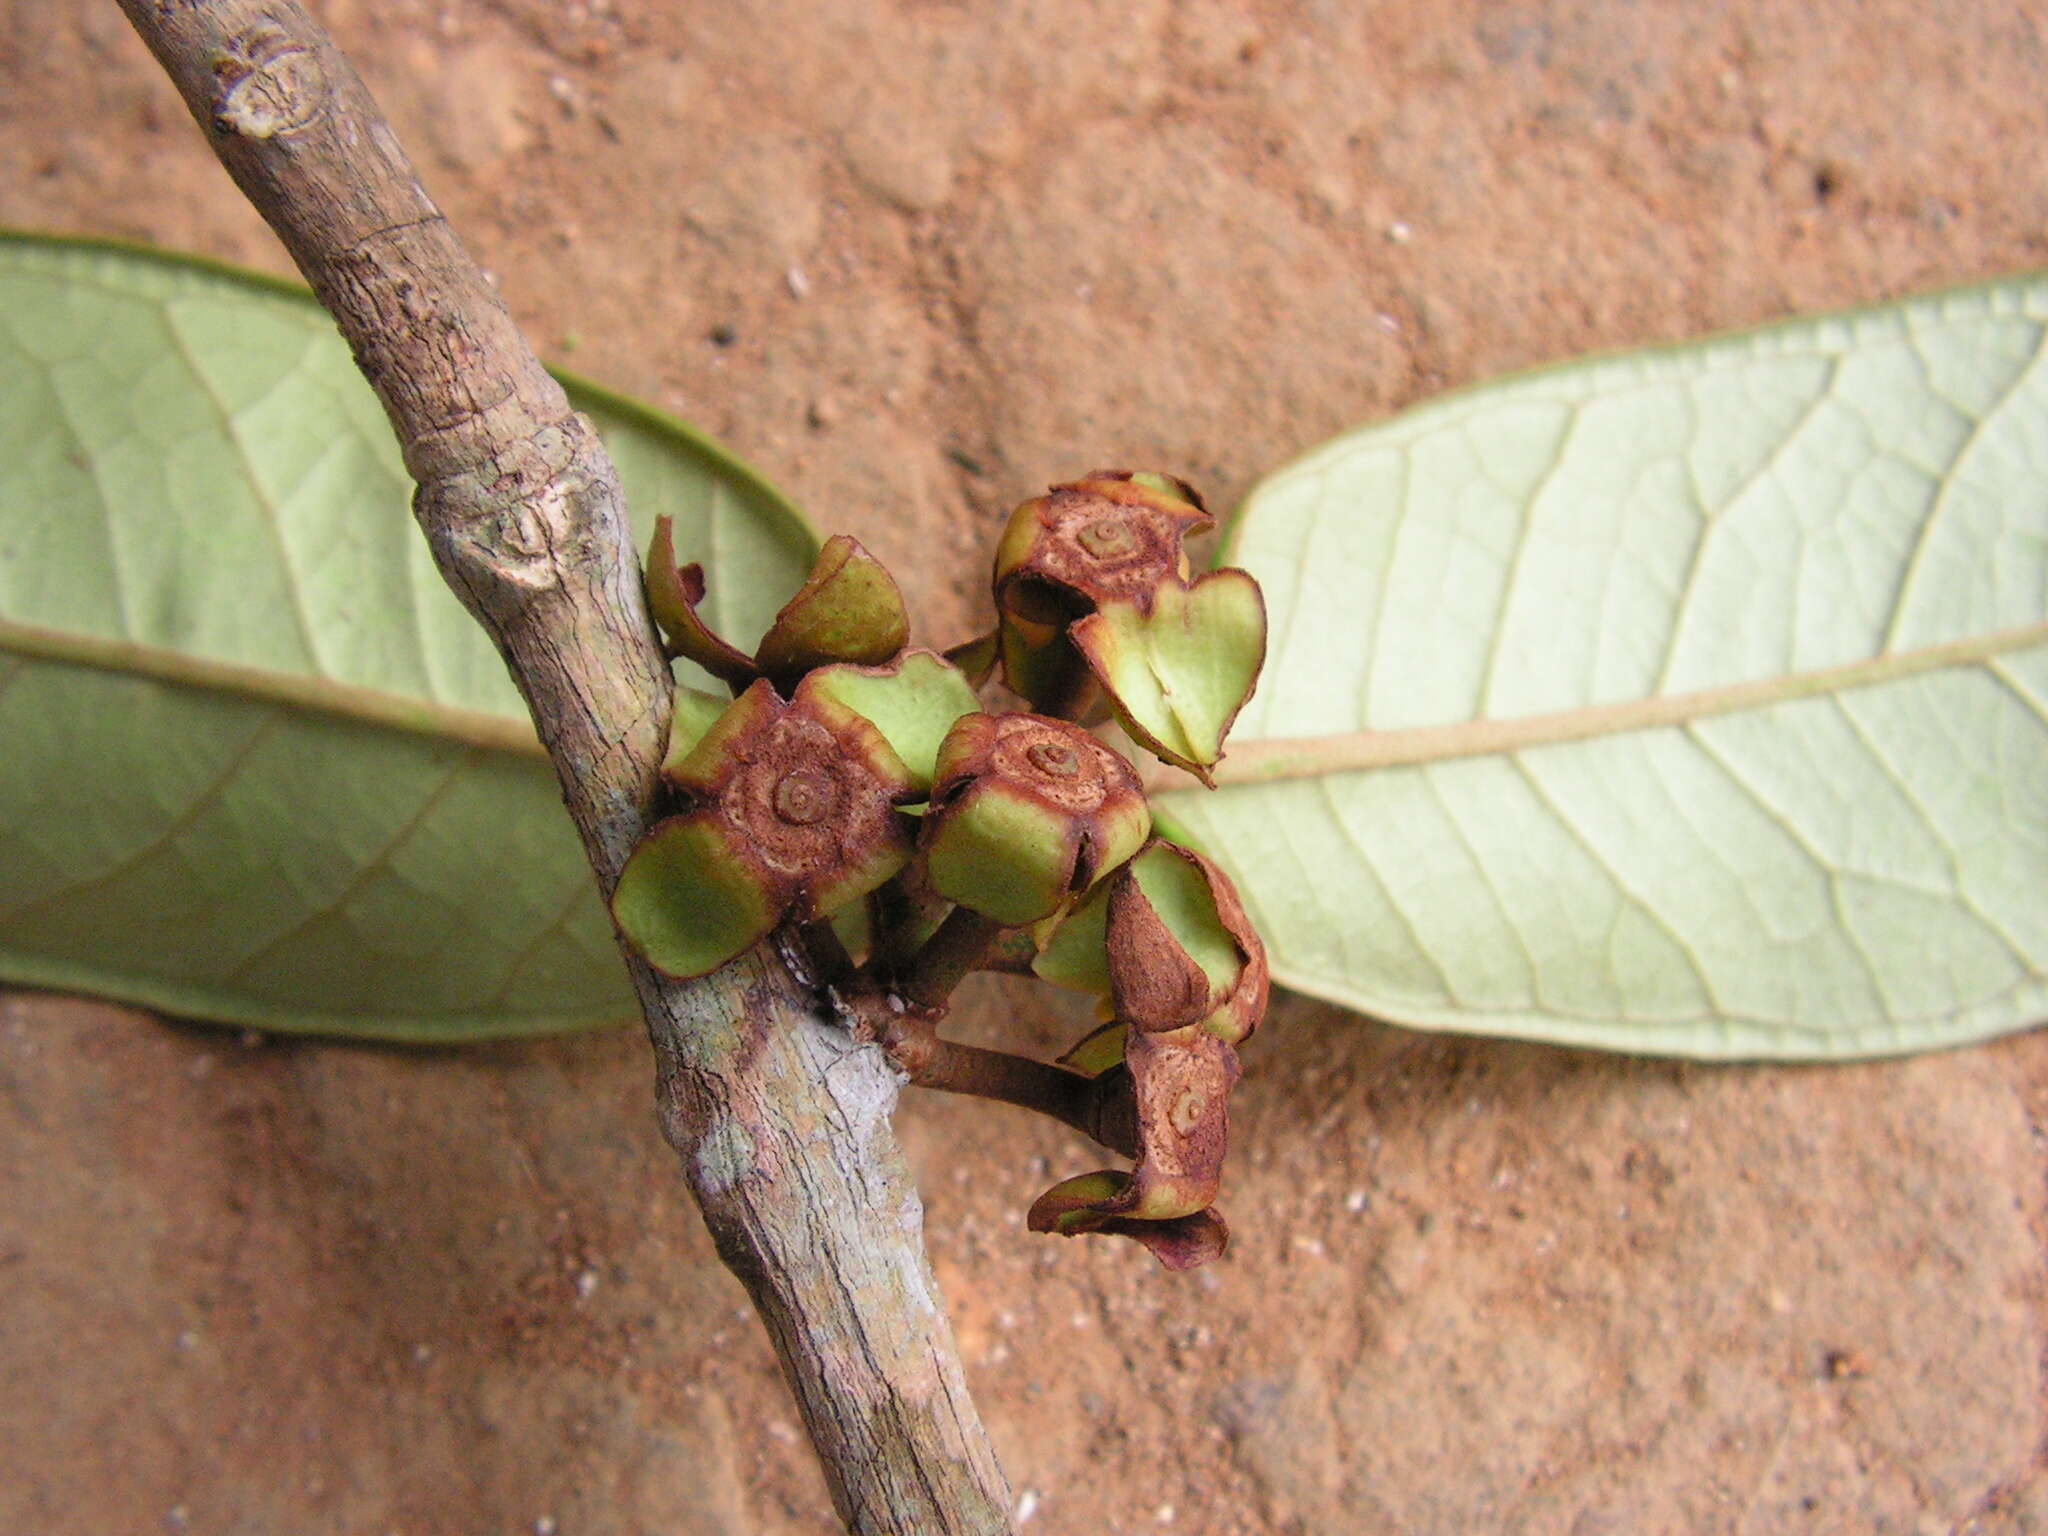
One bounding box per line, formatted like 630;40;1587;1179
1125;471;1204;507
754;534;910;691
828;896;874;968
1071;569;1266;785
924;779;1086;927
663;686;731;774
662;678;783;796
996;611;1092;718
611;815;780;979
943;630;1000;686
1027;1170;1128;1235
644;516;762;691
800;650;982;794
1030;878;1113;996
1057;1020;1128;1077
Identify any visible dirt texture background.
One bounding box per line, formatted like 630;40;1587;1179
5;2;2048;1533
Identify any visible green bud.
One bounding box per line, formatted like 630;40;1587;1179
919;713;1150;927
753;534;910;692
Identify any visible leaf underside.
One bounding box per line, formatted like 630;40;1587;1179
0;234;816;1041
1163;275;2048;1060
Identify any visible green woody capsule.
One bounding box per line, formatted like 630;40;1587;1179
613;678;918;979
992;470;1211;607
919;713;1150;928
987;471;1213;715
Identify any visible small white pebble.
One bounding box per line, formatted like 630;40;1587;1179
1344;1189;1369;1213
1156;1504;1177;1523
534;1518;557;1536
164;1506;190;1531
574;1267;600;1300
785;265;810;299
412;1343;433;1366
175;1330;200;1352
1386;220;1413;243
1014;1490;1041;1524
768;1420;800;1445
1373;311;1400;335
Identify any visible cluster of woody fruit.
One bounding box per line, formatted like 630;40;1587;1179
613;472;1269;1268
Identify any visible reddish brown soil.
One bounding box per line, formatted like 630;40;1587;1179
5;2;2048;1532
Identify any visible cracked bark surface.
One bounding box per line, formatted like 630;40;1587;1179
110;2;1012;1531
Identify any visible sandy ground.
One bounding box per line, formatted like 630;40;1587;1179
5;2;2048;1532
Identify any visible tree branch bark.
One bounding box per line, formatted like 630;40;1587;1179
113;4;1015;1530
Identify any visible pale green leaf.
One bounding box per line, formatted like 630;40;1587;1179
1163;277;2048;1059
0;233;816;1040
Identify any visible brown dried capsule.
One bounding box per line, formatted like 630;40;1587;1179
993;470;1211;614
1027;1028;1241;1270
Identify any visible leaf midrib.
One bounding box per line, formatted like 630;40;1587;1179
0;614;544;757
1155;619;2048;792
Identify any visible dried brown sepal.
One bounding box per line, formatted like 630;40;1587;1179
1098;1209;1230;1271
643;515;762;691
1105;869;1215;1033
1188;848;1269;1048
1108;842;1270;1048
